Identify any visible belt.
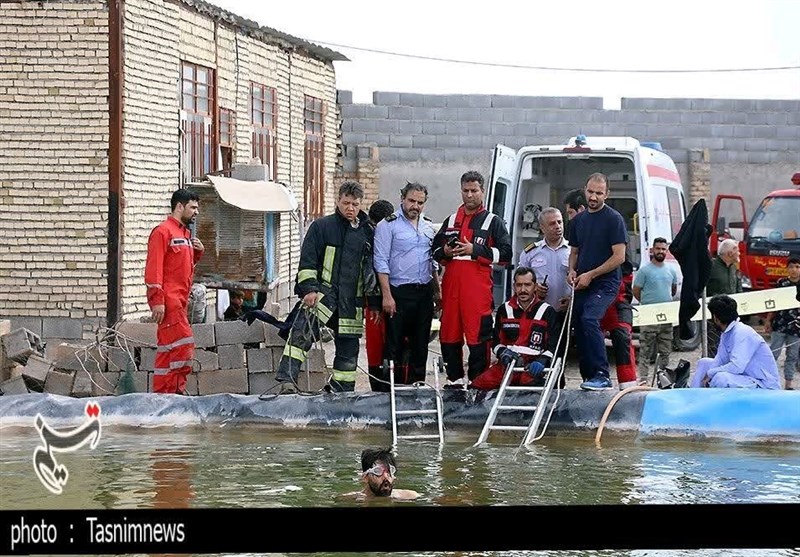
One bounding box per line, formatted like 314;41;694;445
392;281;432;290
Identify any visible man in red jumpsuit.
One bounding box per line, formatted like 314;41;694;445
145;189;204;394
433;171;512;387
471;266;560;390
599;260;638;389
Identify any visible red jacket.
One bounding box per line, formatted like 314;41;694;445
145;216;203;309
493;297;558;368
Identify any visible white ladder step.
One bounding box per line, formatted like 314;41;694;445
397;434;442;440
489;425;530;431
393;385;434;391
505;385;544;392
497;405;538;412
395;409;438;415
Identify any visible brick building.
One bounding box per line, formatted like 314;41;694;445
0;0;345;341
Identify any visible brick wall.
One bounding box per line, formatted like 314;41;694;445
120;0;339;320
339;92;800;221
0;1;109;325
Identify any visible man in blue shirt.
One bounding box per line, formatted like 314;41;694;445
633;237;678;384
374;182;440;385
567;173;628;390
690;295;780;389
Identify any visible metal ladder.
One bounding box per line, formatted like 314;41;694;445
474;354;563;447
389;360;445;447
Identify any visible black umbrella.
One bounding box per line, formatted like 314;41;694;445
669;199;713;340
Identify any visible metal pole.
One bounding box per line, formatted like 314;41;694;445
701;287;708;358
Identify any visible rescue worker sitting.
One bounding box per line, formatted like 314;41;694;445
690;295;781;389
470;266;560;390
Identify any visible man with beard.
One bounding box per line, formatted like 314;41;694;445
470;266;559;390
633;237;678;384
342;448;419;500
567;173;628;390
145;188;204;394
690;295;780;389
374;182;440;387
433;171;512;387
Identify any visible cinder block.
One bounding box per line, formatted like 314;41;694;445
42;318;83;340
184;373;199;396
91;371;119;396
1;376;29;396
192;349;219;372
2;328;44;365
9;317;42;337
296;370;331;392
272;347;284;370
191;323;215;349
139;347;157;372
107;346;136;372
218;344;244;369
197;368;249;395
116;321;157;347
114;370;149;394
304;348;326;372
248;371;279;395
214;320;265;345
0;320;10;336
21;354;52;390
44;370;75;396
263;325;284;347
246;348;274;372
71;372;92;398
53;343;104;374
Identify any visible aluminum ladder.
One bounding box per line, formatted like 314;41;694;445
389;360;445;447
473;353;563;447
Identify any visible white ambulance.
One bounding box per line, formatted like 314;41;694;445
486;135;700;350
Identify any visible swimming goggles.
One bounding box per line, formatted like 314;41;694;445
365;463;396;478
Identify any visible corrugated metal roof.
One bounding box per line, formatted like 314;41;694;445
178;0;348;62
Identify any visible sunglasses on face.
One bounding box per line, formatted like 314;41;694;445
366;463;396;478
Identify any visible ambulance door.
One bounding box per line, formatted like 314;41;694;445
487;144;519;305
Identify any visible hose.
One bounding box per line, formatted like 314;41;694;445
594;384;656;446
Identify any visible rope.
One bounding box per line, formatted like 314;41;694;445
594;385;657;446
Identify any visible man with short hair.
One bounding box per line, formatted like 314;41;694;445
706;238;743;356
145;188;204;394
567;173;628;390
633;237;679;384
342;448;419;500
690;295;780;389
433;171;512;387
519;207;571;314
470;266;559;390
275;181;374;394
374;183;439;387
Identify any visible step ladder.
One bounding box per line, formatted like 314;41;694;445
473;353;563;448
389;360;445;447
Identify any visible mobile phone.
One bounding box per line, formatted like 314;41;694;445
447;236;458;248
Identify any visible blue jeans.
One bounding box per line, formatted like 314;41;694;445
573;280;619;380
769;331;799;381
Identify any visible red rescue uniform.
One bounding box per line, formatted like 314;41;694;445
433;205;512;381
471;297;559;390
599;269;637;386
145;216;203;393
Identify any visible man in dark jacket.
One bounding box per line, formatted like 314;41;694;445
275;181;374;393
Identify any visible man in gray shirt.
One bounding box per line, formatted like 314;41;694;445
519;207;572;314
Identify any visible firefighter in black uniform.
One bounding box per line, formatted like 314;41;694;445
275;181;374;394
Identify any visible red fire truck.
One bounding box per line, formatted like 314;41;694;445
710;172;800;291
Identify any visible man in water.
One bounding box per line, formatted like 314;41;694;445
342;448;419;500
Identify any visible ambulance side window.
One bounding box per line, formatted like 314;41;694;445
491;180;507;221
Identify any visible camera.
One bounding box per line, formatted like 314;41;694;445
447;236;458;248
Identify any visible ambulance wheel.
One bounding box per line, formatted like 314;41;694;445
673;321;701;352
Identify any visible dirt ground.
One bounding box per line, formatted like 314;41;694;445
331;320;794;392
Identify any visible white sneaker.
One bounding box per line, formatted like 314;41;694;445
444;377;468;389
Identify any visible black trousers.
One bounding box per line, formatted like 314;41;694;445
384;282;434;384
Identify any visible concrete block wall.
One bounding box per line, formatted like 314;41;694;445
1;319;328;397
0;1;110;319
339;91;800;221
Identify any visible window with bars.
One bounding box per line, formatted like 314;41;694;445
219;107;234;173
180;61;216;183
251;83;277;181
304;95;325;219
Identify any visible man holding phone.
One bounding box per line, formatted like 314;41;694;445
519;207;572;315
433;171;512;387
